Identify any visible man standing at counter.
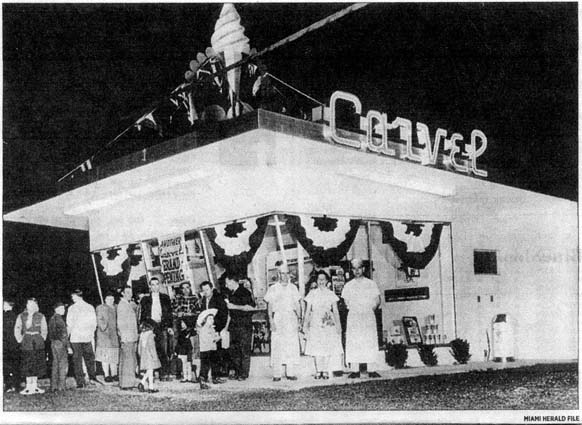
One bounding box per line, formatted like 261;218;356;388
225;275;256;381
341;258;382;379
264;264;301;381
139;277;173;381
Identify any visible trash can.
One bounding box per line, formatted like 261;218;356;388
491;314;515;362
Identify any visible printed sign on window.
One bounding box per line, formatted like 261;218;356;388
158;234;187;286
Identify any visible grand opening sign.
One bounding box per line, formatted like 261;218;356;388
320;91;487;177
159;234;187;285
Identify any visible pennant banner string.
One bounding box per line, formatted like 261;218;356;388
58;3;368;182
173;3;369;96
256;3;369;57
264;72;324;106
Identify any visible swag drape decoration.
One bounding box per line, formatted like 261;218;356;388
285;214;360;267
206;215;269;276
93;244;148;294
379;221;443;270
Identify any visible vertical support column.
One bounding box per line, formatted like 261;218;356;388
438;243;445;344
249;258;258;298
90;253;104;304
140;241;153;279
365;221;373;279
199;229;216;287
449;223;458;340
273;215;288;270
297;242;305;297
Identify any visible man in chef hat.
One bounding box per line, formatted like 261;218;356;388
341;259;382;379
264;262;302;381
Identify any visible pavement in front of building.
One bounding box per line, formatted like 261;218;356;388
47;359;559;400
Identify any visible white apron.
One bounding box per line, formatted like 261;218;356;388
264;282;301;366
342;277;380;364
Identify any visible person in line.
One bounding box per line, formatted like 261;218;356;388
135;287;148;324
117;285;139;390
67;289;99;388
174;319;196;383
137;320;161;393
48;301;71;392
264;263;302;381
303;270;343;379
341;259;382;379
172;281;200;330
139;277;174;381
14;297;48;395
3;300;20;393
196;308;221;389
199;281;228;382
96;292;119;383
224;275;256;381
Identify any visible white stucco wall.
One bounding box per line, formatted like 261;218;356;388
452;186;578;360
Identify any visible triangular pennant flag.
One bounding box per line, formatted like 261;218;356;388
135;112;157;131
80;158;92;172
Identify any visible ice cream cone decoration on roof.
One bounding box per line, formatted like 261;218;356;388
211;3;250;118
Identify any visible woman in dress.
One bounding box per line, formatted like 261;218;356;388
95;292;119;382
14;298;48;394
303;270;343;379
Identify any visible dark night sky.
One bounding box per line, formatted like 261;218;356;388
3;2;578;210
1;3;578;309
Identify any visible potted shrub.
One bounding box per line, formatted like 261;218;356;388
385;342;408;369
417;343;438;366
449;338;471;364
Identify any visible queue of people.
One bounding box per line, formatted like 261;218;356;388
3;258;382;394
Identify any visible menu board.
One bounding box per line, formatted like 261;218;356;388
402;316;423;345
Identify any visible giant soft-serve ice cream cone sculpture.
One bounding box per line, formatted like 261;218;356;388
211;3;250;118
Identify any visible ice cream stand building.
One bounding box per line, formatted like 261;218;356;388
4;4;577;373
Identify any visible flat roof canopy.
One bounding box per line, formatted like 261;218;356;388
5;110;573;251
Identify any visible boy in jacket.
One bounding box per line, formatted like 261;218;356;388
48;302;71;392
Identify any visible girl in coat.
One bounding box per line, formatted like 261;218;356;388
137;320;161;393
175;319;196;383
196;308;221;389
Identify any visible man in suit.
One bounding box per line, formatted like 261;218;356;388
199;281;228;383
139;277;174;380
117;286;139;390
224;275;256;381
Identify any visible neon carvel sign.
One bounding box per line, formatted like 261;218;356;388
324;91;487;177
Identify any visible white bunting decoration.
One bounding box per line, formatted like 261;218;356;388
127;256;147;283
391;222;434;253
213;220;258;256
100;246;128;276
300;214;352;248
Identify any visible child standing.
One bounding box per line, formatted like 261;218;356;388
196;308;221;390
137;320;161;393
175;320;196;383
